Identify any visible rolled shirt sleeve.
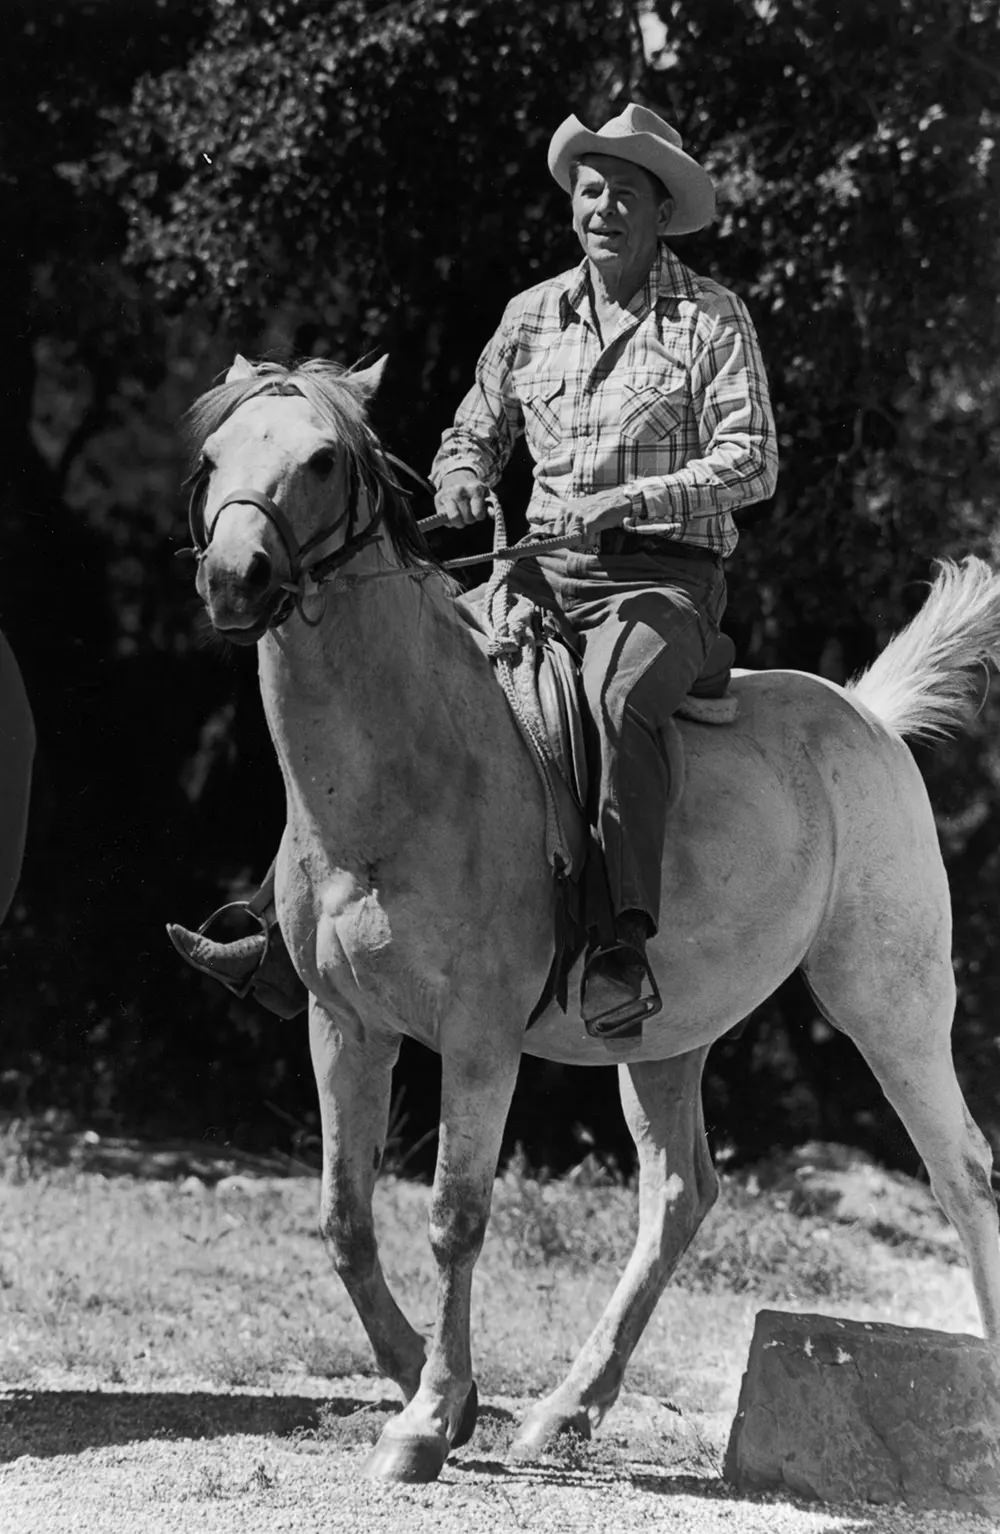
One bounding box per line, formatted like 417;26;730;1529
625;292;778;538
431;310;523;488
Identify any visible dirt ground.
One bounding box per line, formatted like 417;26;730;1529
2;1376;995;1534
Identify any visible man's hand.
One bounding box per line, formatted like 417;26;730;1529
434;471;491;527
564;489;633;546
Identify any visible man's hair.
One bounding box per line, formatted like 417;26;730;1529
568;157;671;204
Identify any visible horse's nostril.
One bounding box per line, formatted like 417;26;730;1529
246;551;273;590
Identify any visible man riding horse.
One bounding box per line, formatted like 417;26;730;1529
169;104;777;1033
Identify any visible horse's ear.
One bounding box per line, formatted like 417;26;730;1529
225;354;257;383
346;355;388;402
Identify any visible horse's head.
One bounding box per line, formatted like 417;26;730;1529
185;354;404;642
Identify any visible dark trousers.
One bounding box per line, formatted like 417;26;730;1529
498;535;726;931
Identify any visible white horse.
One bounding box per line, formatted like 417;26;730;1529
184;355;1000;1483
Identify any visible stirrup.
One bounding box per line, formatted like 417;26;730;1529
193;900;271;999
581;941;662;1040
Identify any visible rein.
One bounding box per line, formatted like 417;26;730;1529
182;442;589;630
183;441;673;629
368;454;592;576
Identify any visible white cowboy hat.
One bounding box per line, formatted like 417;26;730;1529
547;104;715;235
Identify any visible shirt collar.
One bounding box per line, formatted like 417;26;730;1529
559;242;698;328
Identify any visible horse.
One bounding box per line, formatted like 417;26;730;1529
182;354;1000;1483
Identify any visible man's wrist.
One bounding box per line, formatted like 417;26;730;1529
624;487;646;523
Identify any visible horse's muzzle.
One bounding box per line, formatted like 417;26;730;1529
198;548;285;642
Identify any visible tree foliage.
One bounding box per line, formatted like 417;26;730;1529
108;0;639;451
646;0;1000;663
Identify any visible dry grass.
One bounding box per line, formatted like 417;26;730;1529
0;1117;981;1416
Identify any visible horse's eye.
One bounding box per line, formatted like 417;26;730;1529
310;450;336;479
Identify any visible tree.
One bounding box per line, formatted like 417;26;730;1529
643;0;1000;660
106;0;641;455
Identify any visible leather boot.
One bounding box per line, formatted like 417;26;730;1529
166;866;308;1020
581;909;662;1040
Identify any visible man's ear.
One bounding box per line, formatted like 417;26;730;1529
225;354;258;383
346;355;388;402
656;195;675;236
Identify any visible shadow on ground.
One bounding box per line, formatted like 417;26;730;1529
0;1388;395;1461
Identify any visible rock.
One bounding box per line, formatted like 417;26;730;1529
724;1309;1000;1516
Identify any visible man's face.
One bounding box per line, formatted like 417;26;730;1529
570;155;671;282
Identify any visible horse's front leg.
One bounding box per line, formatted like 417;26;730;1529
510;1047;718;1458
365;1027;521;1483
309;999;427;1399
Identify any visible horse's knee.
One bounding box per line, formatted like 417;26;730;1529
427;1195;488;1272
319;1189;378;1284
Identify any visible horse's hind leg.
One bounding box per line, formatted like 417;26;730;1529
309;999;427;1397
510;1046;718;1460
804;921;1000;1338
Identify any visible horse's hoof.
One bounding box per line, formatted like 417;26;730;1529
451;1381;479;1450
508;1406;591;1462
363;1432;448;1483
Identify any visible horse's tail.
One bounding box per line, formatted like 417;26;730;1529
845;556;1000;743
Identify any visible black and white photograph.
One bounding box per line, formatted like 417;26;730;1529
2;2;999;1529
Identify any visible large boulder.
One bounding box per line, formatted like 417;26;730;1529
724;1309;1000;1516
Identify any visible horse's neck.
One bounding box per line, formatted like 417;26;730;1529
257;568;507;858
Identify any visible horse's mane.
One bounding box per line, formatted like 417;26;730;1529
184;358;435;570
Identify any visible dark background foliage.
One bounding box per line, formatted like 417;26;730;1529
2;0;999;1178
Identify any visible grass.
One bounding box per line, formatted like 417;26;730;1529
0;1115;983;1418
3;1118;997;1534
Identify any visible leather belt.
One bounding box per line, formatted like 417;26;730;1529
598;529;721;563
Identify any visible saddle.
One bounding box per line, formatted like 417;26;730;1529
458;588;739;1026
536;618;739;866
518;617;739;1028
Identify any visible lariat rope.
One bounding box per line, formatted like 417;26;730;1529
479;495;575;877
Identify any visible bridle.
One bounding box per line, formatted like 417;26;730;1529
183;448;399;630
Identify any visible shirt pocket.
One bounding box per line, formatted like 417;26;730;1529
516;368;566;450
620;376;686;444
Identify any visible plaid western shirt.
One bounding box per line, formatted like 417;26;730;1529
431;243;777;556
